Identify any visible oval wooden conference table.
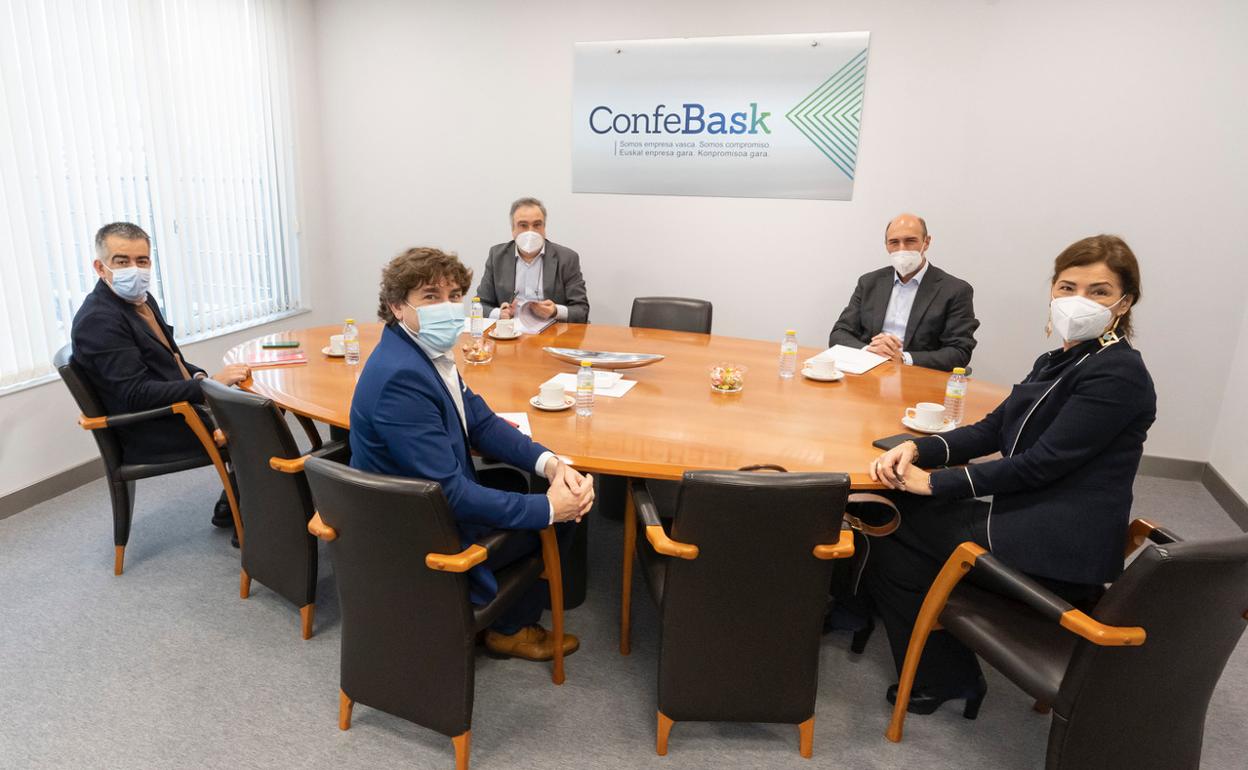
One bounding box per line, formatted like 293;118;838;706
226;322;1008;489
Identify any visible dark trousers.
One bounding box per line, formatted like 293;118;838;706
864;494;1104;691
477;467;576;634
863;495;990;690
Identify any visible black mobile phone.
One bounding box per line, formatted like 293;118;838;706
872;432;918;451
261;340;300;349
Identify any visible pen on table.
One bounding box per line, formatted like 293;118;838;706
503;418;520;428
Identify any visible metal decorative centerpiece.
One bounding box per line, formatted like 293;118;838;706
543;347;665;370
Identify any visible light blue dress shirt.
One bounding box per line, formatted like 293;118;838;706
880;259;930;366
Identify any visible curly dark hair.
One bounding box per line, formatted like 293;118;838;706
1051;235;1142;338
376;247;472;323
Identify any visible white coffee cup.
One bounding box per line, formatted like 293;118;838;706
539;381;566;407
496;318;516;337
329;334;345;355
806;358;840;378
906;402;947;430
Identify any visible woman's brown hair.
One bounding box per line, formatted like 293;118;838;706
376;247;472;323
1051;235;1142;338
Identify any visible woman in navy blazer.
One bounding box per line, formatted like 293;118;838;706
863;235;1156;715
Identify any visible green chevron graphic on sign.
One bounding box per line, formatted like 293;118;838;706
786;48;868;179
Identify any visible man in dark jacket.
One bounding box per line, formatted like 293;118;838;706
828;213;979;371
70;222;249;530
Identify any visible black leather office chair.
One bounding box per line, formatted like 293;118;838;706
620;470;855;757
302;455;568;770
54;344;240;575
201;380;346;639
629;296;713;335
887;519;1248;769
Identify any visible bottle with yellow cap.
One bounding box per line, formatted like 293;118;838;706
470;296;483;338
576;359;594;417
343;317;360;365
943;367;968;426
778;329;798;378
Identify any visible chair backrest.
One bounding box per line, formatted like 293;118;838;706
54;343;125;474
657;470;850;724
630;296;713;334
302;455;477;738
201;380;317;607
1050;534;1248;769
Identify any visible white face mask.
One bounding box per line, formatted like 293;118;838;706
890;249;923;277
1050;294;1124;343
515;230;544;255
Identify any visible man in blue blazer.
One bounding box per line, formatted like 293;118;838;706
350;247;594;661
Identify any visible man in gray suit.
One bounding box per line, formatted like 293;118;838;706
477;197;590;324
828;213;978;371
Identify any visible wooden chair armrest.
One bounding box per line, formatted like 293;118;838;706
1058;610;1146;646
645;525;699;559
78;404;178;430
426;544;488;572
813;529;855;559
971;552;1146;646
270;455;309;474
1125;518;1181;558
307;512;337;542
630;479;700;559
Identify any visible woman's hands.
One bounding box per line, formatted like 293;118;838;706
868;440;933;496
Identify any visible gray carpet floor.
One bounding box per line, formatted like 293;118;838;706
1;471;1244;769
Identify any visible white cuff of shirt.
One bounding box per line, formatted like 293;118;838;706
902;352;913;366
535;451;555;478
488;307;501;320
556;303;568;321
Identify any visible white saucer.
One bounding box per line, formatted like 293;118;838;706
489;329;522;340
321;346;345;358
530;394;575;412
801;366;844;382
902;415;956;434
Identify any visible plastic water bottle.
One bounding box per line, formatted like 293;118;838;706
576;360;594;417
470;296;484;338
778;329;798;378
943;367;968;425
343;318;360;365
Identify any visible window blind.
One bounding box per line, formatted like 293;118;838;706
0;0;301;391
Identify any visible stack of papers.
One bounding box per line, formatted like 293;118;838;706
515;301;557;335
544;372;638;398
806;345;888;375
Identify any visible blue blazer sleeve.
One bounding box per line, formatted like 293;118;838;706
462;383;551;472
374;370;550;530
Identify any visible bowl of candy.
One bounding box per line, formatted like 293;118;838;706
709;362;747;393
461;337;495;365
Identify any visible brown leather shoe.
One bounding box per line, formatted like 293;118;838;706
483;625;580;661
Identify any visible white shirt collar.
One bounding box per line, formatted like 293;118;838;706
894;258;931;287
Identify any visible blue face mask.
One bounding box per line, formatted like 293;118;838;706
403;300;464;353
105;265;151;303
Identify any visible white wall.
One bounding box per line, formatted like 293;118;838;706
1211;302;1248;498
0;0;332;500
311;0;1248;477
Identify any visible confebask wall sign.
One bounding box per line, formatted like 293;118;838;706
572;32;871;201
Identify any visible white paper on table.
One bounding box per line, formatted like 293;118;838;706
465;317;496;333
544;372;637;398
513;300;557;335
806;344;888;375
495;412;532;436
